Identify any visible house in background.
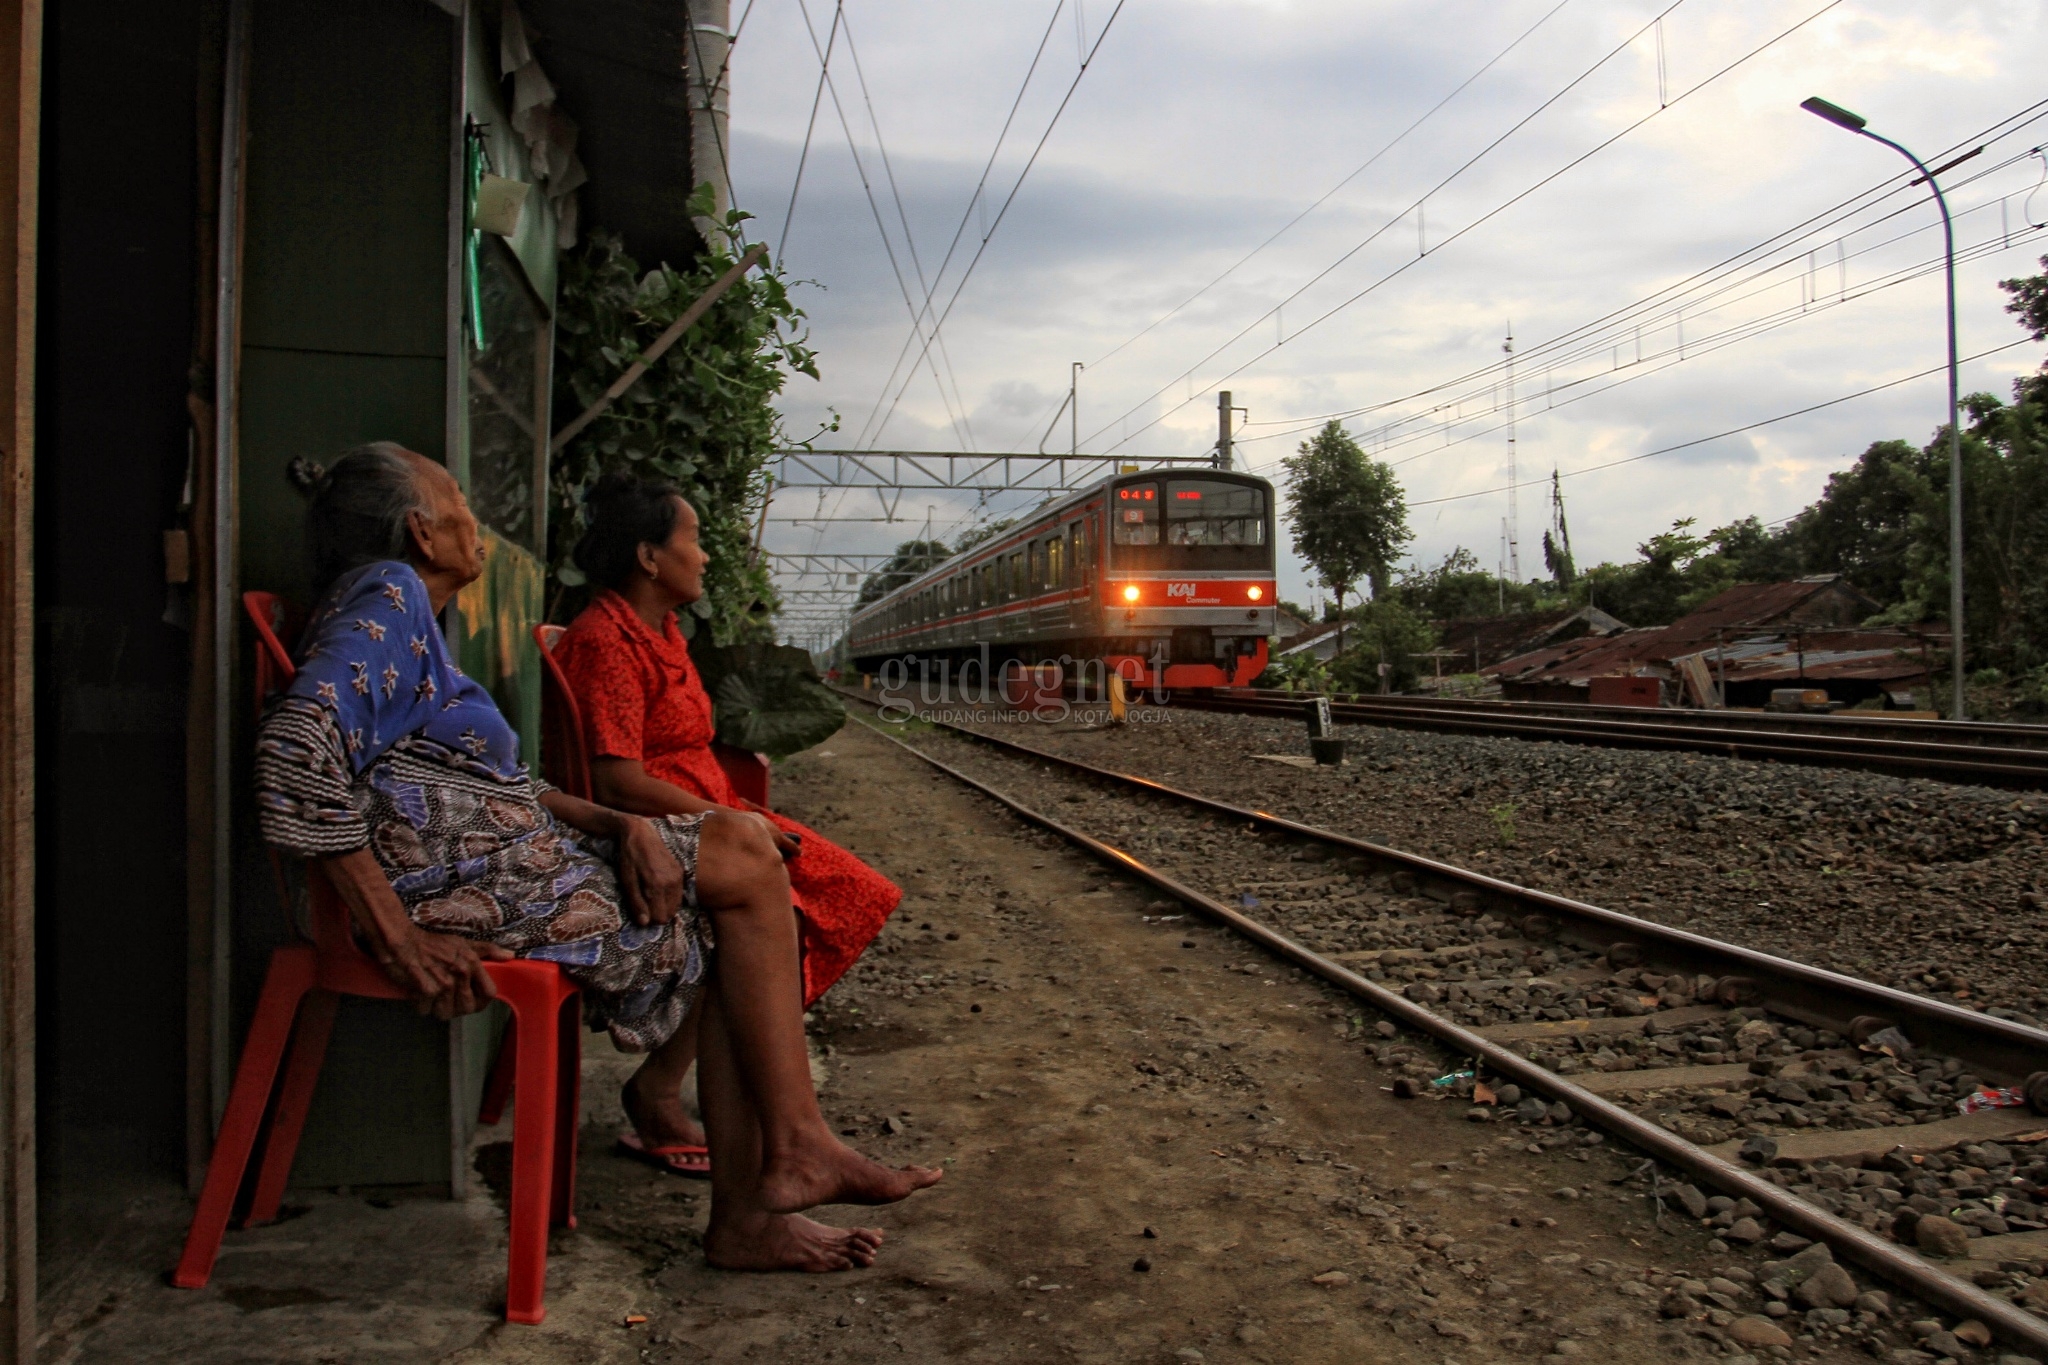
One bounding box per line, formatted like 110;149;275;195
1486;576;1939;709
1433;604;1628;674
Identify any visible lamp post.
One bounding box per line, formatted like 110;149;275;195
1801;96;1967;720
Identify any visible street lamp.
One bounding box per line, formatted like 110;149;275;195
1801;96;1973;720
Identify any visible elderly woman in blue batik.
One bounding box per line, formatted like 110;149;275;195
255;443;939;1273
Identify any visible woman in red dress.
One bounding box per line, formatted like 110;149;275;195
554;474;901;1172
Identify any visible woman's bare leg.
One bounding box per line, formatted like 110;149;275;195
694;811;941;1215
697;983;884;1271
623;996;705;1147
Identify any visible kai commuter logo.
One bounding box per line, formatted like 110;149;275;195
1165;582;1197;600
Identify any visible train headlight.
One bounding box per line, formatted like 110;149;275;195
1121;585;1140;603
1247;585;1264;601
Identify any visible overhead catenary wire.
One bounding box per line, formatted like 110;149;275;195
683;0;760;244
1234;101;2048;447
1001;0;1578;449
1089;0;1845;454
1231;161;2048;466
1078;0;1577;378
1404;337;2037;508
790;0;979;452
848;0;1072;450
1234;228;2044;484
839;7;982;450
861;0;1130;450
776;0;839;259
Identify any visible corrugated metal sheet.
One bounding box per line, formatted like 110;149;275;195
1656;575;1881;647
1433;605;1628;670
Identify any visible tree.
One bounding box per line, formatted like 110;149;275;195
856;538;953;608
1282;421;1411;650
548;190;817;642
2002;254;2048;341
1541;529;1575;589
952;517;1015;553
1391;547;1545;620
1329;599;1437;694
1570;519;1709;625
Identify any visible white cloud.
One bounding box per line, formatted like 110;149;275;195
733;0;2048;630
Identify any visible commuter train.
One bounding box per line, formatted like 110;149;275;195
846;468;1277;691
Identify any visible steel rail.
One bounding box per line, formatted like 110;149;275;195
1217;686;2048;751
1172;690;2048;788
848;711;2048;1354
841;693;2048;1087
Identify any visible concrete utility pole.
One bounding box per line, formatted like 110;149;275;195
1217;390;1233;470
685;0;733;239
1503;326;1520;582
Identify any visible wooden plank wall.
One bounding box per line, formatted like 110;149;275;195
0;0;40;1357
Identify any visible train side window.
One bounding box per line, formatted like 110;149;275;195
1047;535;1064;588
1009;552;1024;600
1071;518;1089;579
1028;542;1042;593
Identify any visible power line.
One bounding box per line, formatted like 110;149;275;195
777;0;839;259
1404;337;2037;508
1090;0;1844;453
862;0;1130;450
838;6;982;449
791;0;978;450
849;0;1071;449
1084;0;1576;376
1236;158;2048;465
1238;101;2048;444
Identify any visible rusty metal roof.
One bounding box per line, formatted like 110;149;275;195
1486;623;1946;689
1433;605;1628;669
1655;576;1881;647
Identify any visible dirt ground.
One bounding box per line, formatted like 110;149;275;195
581;716;1873;1365
51;715;1890;1363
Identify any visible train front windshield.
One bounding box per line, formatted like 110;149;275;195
1110;479;1270;571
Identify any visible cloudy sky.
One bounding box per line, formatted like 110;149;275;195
723;1;2048;637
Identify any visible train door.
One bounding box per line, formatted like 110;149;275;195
1042;532;1069;637
1071;515;1096;639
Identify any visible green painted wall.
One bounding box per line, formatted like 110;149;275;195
235;0;462;1189
230;0;564;1192
240;0;452;607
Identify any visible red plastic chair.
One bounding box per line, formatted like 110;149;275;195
532;622;770;807
173;592;583;1326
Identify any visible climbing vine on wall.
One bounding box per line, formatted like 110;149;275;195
548;187;823;642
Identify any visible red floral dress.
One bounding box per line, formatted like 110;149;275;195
554;590;899;1005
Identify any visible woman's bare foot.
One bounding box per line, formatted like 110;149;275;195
759;1137;943;1215
622;1073;707;1149
704;1211;885;1272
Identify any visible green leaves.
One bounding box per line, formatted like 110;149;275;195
1281;420;1412;607
693;642;846;760
548;202;815;646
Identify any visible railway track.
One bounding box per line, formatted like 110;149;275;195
1169;687;2048;788
836;691;2048;1355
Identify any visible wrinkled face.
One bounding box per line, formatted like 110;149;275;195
404;453;487;588
639;496;709;605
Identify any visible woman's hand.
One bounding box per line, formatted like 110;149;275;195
382;923;514;1020
615;815;687;926
321;848;512;1019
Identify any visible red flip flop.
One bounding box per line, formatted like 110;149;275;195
615;1131;711;1178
